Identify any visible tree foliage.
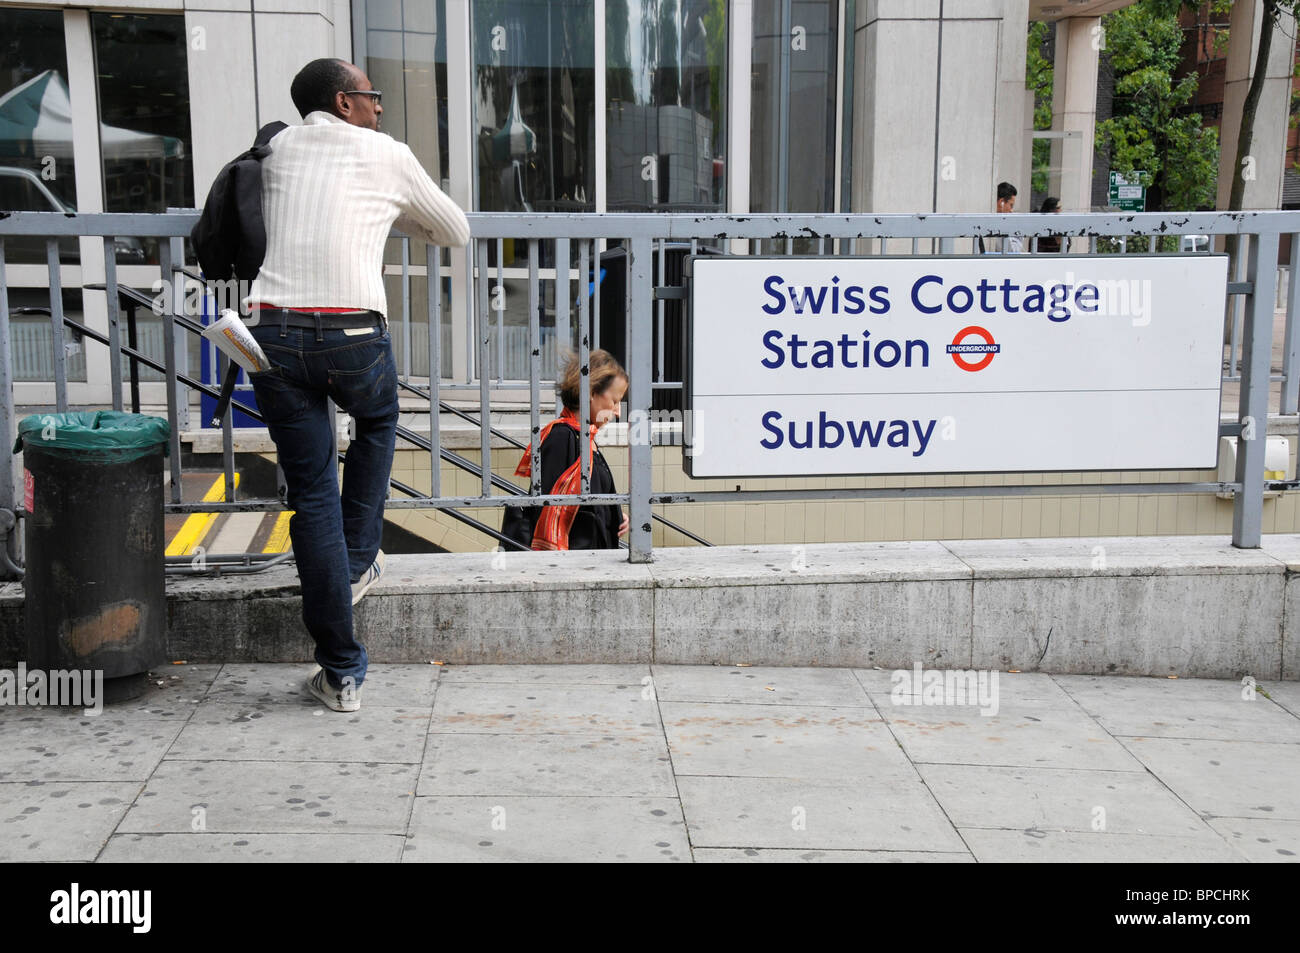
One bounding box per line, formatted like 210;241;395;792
1094;0;1219;211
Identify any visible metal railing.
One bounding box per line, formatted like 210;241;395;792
3;208;1299;582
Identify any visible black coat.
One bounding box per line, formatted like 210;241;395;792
537;424;623;550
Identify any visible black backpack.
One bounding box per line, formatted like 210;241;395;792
191;121;288;281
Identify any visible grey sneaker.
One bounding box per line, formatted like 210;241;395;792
306;666;361;712
351;550;385;606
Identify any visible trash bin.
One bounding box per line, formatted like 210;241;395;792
14;411;170;703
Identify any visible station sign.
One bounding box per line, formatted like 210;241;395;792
683;255;1227;477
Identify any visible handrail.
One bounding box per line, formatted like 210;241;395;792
5;290;535;567
4;209;1299;578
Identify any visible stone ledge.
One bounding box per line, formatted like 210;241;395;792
3;536;1299;677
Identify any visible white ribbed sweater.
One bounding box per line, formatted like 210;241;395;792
244;111;470;318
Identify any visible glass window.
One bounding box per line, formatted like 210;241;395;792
471;0;595;214
0;8;86;382
606;0;726;212
365;0;449;189
365;1;453;380
751;0;837;213
92;13;193;215
0;7;78;256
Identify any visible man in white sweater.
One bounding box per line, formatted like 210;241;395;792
244;58;470;712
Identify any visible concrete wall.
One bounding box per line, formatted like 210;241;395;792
5;534;1296;677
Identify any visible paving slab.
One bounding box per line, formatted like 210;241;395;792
166;703;431;763
418;733;676;797
430;682;662;737
0;711;184;782
660;702;913;779
676;776;965;852
857;669;1078;708
1205;817;1300;862
882;703;1145;772
205;663;438;708
436;664;650;685
649;665;872;707
958;828;1246;863
98;832;406;863
1262;680;1300;717
1053;674;1300;742
117;760;418;834
692;848;974;863
403;796;689;862
918;764;1211;835
0;665;218;721
1120;737;1300;820
0;781;140;862
2;664;1296;862
109;664;224;713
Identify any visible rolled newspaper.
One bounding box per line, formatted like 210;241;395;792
202;310;271;374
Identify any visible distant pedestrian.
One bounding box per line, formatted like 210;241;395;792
1037;196;1062;253
979;181;1022;254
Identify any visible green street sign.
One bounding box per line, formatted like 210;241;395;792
1109;171;1147;212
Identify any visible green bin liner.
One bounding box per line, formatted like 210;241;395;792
13;411;170;464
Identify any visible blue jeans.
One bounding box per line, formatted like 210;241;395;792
248;320;398;690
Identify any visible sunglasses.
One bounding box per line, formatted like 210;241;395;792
343;90;382;106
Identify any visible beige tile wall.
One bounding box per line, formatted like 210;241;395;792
373;437;1296;552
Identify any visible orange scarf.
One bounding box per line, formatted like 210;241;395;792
514;407;600;551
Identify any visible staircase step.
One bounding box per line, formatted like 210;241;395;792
164;471;240;556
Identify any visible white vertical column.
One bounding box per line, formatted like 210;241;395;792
832;0;846;214
595;0;607;214
445;0;474;383
993;0;1030;200
64;9;110;407
728;0;752;216
187;11;257;200
1049;16;1100;214
727;0;752;255
1217;0;1296;210
64;11;102;218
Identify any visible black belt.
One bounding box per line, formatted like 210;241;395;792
252;308;383;331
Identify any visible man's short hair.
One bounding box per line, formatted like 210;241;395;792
997;181;1018;201
290;59;354;119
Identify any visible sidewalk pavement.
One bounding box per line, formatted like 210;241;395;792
1;664;1297;863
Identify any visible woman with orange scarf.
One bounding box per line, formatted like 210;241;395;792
510;350;629;550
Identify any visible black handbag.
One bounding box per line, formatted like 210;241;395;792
500;503;540;549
